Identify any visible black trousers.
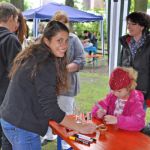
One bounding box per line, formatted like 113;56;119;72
0;124;12;150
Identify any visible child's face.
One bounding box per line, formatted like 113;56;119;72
112;88;130;100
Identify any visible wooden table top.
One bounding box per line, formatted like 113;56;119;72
49;118;150;150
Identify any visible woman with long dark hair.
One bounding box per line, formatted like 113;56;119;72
0;20;96;150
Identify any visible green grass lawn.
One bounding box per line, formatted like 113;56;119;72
42;59;150;149
75;72;109;113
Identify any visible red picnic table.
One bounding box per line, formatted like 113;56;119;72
49;116;150;150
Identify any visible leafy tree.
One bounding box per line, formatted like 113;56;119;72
134;0;148;12
0;0;9;2
65;0;75;32
10;0;24;10
65;0;74;7
65;0;105;49
24;0;30;10
148;0;150;8
0;0;25;10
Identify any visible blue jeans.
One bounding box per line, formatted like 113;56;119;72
1;119;41;150
0;120;12;150
84;46;97;54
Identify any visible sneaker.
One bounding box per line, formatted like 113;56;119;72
61;140;71;149
41;134;57;146
47;134;57;141
41;139;49;146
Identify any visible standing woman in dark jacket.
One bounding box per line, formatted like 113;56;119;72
119;12;150;109
0;21;96;150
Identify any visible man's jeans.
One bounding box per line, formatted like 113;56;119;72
0;122;12;150
1;119;41;150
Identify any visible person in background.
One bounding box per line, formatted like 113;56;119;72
119;12;150;109
37;22;45;38
34;22;46;44
0;20;96;150
83;30;97;48
92;67;145;131
15;11;29;48
0;2;21;150
93;32;98;49
83;30;97;55
15;11;28;44
41;11;86;149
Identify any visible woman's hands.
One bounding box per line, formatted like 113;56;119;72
66;63;79;72
78;122;97;134
60;115;96;135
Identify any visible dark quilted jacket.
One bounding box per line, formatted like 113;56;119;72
119;33;150;99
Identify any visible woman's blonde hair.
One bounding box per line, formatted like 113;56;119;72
52;11;69;23
52;11;70;30
121;67;138;90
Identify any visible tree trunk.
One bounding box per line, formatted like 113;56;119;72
65;0;74;32
65;0;74;7
10;0;24;11
134;0;147;12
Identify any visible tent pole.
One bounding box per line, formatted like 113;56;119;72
117;0;130;64
108;0;121;76
33;18;39;37
33;18;36;37
100;20;104;56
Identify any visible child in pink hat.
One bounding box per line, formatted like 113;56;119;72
92;67;145;131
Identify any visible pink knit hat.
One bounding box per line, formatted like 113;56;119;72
109;68;131;90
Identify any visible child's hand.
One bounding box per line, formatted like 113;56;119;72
97;108;106;119
104;115;117;124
